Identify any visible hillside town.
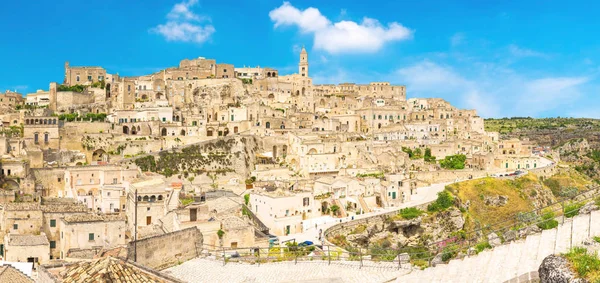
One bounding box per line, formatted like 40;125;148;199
0;48;566;282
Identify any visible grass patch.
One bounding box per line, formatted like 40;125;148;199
537;211;559;230
351;225;367;234
593;236;600;244
399;207;424;219
544;169;593;197
474;241;492;254
564;247;600;282
447;176;539;229
564;202;584;218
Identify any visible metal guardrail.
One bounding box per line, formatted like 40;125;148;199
242;204;270;234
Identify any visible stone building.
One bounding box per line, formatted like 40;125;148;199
64;62;107;86
3;233;50;266
58;214;126;260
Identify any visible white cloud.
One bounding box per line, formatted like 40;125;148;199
269;2;412;54
151;0;215;43
508;44;548;58
394;60;588;118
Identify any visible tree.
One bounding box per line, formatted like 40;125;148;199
424;148;436;162
413;148;423;159
330;205;340;216
209;173;218;190
244;194;250;205
440;154;466;169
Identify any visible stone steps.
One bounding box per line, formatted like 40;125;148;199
396;208;600;283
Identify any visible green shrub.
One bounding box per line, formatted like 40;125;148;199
441;246;457;262
427;191;454;212
537;211;559;230
474;241;492;254
440;154;466;169
370;243;397;261
564;202;584;218
244;194;250;205
593;236;600;244
399;207;424;219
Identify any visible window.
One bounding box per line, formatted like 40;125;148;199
88;75;92;81
50;219;56;227
107;192;111;197
113;178;118;184
162;117;166;122
88;233;94;241
76;75;80;82
98;76;104;81
50;241;56;249
13;224;18;230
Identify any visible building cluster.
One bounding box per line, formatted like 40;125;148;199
0;46;547;280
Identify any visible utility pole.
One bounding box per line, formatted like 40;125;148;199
134;188;138;262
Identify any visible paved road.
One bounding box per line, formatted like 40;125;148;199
164;257;411;283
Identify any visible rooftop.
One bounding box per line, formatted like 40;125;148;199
8;234;49;246
57;257;180;283
2;203;41;211
0;265;33;283
63;214;125;224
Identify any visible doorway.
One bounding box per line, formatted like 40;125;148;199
190;208;197;221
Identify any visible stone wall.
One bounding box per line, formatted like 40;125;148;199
127;227;203;270
528;162;558;179
414;169;490;184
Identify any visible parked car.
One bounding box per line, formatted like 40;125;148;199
268;235;279;246
299;241;314;247
221;251;240;259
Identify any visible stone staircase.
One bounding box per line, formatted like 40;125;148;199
333;199;348;218
358;196;371;213
397;210;600;283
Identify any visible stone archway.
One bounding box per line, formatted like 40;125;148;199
92;149;108;162
161;128;167;136
123;126;129;135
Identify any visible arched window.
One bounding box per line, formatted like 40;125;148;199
150;195;156;202
158;195;163;201
143;196;149;202
266;122;271;129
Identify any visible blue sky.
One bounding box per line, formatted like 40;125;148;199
1;0;599;118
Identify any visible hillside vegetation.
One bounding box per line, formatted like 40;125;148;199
446;170;593;232
484;117;600;135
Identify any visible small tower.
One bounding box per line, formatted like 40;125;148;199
299;46;308;77
49;82;57;112
64;61;70;85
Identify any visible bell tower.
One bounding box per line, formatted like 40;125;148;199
299;46;308;77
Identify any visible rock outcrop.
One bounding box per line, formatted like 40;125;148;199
484;195;509;207
539;254;586;283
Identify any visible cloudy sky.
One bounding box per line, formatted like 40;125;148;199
1;0;599;118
